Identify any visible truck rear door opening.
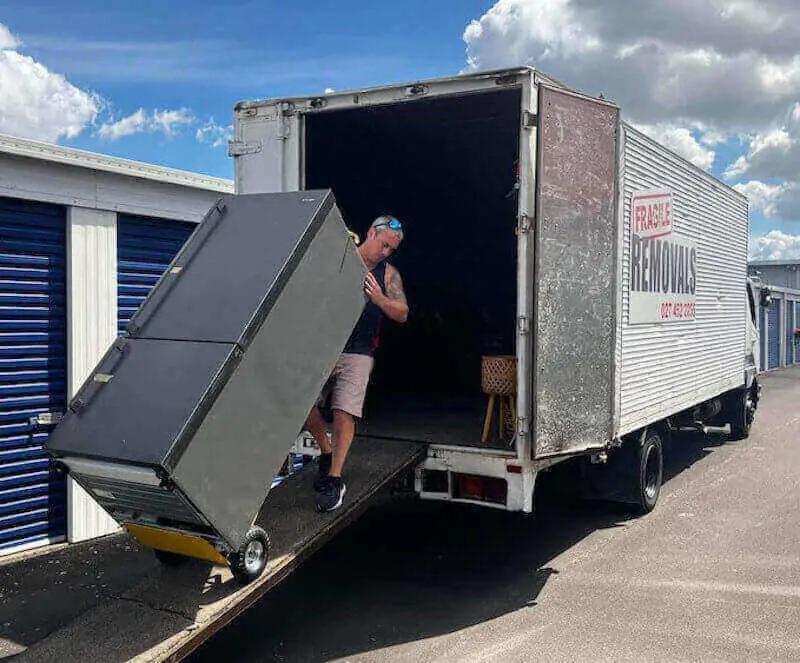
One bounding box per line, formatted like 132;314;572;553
304;89;522;450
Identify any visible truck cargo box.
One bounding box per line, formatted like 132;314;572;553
232;67;748;469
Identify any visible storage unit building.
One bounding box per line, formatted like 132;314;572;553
749;260;800;290
0;133;231;555
753;282;800;372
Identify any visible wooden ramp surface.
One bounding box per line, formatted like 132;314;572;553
14;438;425;663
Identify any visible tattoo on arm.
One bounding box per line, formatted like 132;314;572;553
386;266;407;306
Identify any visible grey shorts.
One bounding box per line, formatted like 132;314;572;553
318;353;375;419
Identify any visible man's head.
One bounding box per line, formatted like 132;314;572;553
359;215;404;266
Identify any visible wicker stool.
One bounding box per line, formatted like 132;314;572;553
481;355;517;443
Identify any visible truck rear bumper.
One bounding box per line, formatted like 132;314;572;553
415;446;535;513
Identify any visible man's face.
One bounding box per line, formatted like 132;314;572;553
362;227;402;264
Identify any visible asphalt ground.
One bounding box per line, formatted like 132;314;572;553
187;367;800;663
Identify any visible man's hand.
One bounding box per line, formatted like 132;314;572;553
364;272;385;304
364;265;408;323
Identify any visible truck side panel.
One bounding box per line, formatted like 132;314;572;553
618;125;748;435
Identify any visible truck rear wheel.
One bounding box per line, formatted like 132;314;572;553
634;430;663;514
584;428;664;512
637;430;664;513
729;387;756;440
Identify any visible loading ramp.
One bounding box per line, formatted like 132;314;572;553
15;438;424;663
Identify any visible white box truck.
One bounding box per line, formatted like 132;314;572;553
232;66;759;515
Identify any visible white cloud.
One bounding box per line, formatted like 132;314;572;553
463;1;800;131
464;0;601;67
0;22;19;50
0;23;99;142
195;118;231;148
733;180;785;217
699;129;727;147
636;123;716;170
749;230;800;260
463;0;800;224
152;108;194;136
725;109;800;181
0;22;203;148
98;108;195;141
97;109;148;140
723;103;800;219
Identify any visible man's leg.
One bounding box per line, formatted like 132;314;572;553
305;406;333;492
316;354;372;511
330;409;356;477
304;406;332;454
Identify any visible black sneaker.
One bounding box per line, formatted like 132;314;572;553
316;476;346;513
313;453;332;492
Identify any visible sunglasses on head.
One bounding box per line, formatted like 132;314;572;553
376;219;403;232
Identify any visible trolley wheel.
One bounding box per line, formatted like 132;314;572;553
153;548;188;567
229;526;270;584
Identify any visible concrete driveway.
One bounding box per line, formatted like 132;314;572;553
187;368;800;662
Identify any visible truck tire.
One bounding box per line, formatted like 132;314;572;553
584;428;664;512
633;430;663;514
729;388;756;441
230;526;270;584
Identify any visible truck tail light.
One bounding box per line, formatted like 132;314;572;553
452;473;507;505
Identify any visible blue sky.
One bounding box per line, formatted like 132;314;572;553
1;1;489;178
2;1;800;257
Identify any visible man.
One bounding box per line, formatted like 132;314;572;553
305;215;408;512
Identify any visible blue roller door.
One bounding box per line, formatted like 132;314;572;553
767;302;780;370
787;301;795;366
0;197;67;554
117;215;195;333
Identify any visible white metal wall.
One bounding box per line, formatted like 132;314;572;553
66;207;119;542
618;126;748;435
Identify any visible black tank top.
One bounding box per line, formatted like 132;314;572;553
344;261;388;356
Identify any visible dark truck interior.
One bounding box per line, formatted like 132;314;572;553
305;88;522;448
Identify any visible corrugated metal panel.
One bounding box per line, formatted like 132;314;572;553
619;127;748;435
117;215;195;333
768;302;780;370
0;196;67;554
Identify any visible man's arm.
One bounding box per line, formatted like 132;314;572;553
365;264;408;323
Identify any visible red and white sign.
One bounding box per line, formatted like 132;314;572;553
629;188;697;325
632;189;673;240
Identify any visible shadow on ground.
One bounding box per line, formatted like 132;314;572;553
187;427;732;663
